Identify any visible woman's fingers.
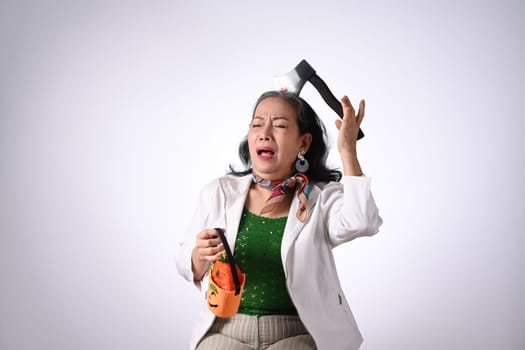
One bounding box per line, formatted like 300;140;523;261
200;245;224;258
195;228;224;260
335;119;342;130
197;236;222;248
341;95;355;119
197;245;224;262
210;250;226;262
356;99;365;126
339;95;365;133
197;228;218;240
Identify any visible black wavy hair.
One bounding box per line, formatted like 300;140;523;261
229;91;342;183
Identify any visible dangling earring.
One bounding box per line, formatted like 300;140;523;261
294;151;309;173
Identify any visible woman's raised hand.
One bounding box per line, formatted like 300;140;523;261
335;96;365;176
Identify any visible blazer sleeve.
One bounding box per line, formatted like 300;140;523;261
319;175;383;248
175;179;220;290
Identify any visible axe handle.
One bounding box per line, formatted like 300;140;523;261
309;74;365;140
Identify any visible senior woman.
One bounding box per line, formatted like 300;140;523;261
176;90;382;350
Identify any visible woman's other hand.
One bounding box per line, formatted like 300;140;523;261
191;229;225;281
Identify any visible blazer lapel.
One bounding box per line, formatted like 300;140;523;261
220;175;252;254
281;184;321;269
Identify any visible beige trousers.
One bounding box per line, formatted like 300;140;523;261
196;313;317;350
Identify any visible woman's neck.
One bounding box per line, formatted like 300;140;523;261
246;183;293;218
252;170;294;183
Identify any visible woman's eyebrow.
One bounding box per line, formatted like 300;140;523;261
271;116;289;121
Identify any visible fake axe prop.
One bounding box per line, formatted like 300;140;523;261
274;59;365;140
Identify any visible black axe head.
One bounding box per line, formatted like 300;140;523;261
273;59;365;140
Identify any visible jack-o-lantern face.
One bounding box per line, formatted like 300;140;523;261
207;274;246;318
208;282;219;308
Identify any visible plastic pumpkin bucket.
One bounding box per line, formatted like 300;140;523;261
207;228;246;318
207;270;246;317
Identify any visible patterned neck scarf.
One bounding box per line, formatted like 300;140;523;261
251;172;311;222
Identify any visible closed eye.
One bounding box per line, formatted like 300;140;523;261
272;116;289;128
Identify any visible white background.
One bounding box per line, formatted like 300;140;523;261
1;1;524;349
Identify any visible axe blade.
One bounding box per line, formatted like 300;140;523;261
274;60;316;94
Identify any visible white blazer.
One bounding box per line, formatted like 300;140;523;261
176;174;382;350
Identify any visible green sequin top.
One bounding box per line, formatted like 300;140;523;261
234;208;297;316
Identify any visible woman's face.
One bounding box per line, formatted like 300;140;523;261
248;97;312;180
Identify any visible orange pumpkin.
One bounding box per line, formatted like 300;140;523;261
211;254;244;291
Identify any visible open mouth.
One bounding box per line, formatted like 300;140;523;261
256;147;275;157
